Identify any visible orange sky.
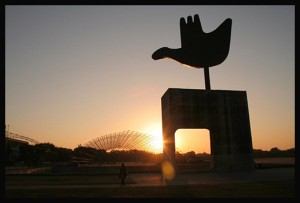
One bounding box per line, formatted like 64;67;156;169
5;6;295;154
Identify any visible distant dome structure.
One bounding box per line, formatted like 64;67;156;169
84;130;161;153
5;130;39;145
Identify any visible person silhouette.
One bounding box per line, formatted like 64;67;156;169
119;162;127;186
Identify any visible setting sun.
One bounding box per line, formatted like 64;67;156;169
144;123;163;153
149;129;163;153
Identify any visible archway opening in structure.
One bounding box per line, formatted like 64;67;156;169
175;129;211;170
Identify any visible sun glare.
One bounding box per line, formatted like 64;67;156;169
144;124;163;153
150;129;163;153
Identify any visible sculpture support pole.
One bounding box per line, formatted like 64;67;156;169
204;66;211;90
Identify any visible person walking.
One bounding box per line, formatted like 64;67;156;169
119;162;127;186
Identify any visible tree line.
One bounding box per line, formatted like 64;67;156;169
5;141;295;167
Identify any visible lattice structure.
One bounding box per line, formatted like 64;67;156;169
5;131;39;145
84;130;160;153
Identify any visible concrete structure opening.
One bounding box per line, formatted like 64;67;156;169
175;129;211;171
162;88;254;172
175;129;210;154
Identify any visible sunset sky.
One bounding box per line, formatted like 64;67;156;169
5;5;294;153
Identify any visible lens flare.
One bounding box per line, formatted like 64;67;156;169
161;161;175;180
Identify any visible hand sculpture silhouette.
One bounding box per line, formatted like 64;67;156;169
152;14;232;68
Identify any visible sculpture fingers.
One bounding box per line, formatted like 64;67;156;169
187;15;193;24
193;14;202;31
180;17;188;48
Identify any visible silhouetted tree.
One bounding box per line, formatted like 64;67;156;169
54;147;73;162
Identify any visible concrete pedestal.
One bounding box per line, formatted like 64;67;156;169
161;88;254;172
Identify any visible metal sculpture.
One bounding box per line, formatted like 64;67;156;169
153;15;253;173
84;130;160;153
152;14;232;90
5;131;39;145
